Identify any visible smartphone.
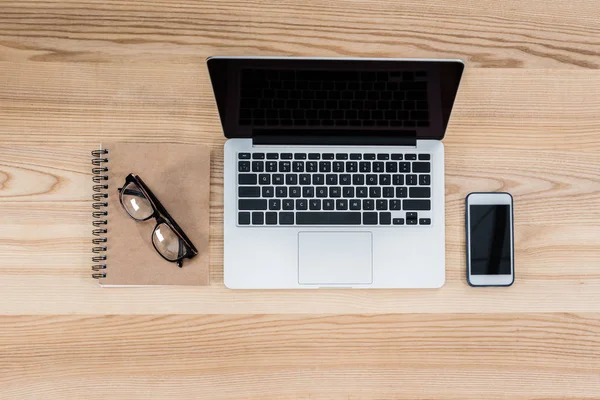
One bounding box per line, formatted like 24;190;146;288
466;192;514;287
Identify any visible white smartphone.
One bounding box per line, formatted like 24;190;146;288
466;192;514;287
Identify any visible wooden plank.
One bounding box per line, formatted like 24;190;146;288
0;63;599;149
0;0;599;68
0;314;599;399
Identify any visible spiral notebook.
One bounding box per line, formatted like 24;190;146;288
91;142;211;286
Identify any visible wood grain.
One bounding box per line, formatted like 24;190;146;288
1;0;599;68
1;0;600;398
1;314;600;399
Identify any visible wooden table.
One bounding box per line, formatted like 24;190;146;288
1;1;599;398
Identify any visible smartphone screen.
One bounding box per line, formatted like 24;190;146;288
469;204;512;275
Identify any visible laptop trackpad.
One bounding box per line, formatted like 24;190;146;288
298;232;373;285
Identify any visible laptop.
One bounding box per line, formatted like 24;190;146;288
207;57;464;289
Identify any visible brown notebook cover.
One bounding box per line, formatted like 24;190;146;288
92;142;210;286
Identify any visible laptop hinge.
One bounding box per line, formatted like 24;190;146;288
252;129;417;146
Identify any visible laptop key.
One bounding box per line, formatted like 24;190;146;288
409;187;431;198
262;186;274;197
275;186;287;197
419;175;431;185
330;187;341;198
353;174;365;185
343;187;354;198
259;174;270;185
308;153;320;160
373;162;384;172
350;199;361;210
239;199;267;210
239;187;260;198
252;212;264;225
333;162;344;172
286;174;298;185
380;212;391;225
296;212;361;225
310;199;322;210
419;218;431;225
379;174;391;185
303;187;315;198
356;187;368;198
366;175;378;185
336;200;348;210
404;200;431;210
399;162;410;172
273;174;284;185
350;154;362;160
313;174;324;185
390;200;401;210
376;200;387;210
405;154;417;160
279;212;294;225
363;212;378;225
406;212;418;219
369;187;381;198
265;212;277;225
322;199;333;210
386;162;397;173
418;154;431;160
393;218;405;225
280;153;293;159
363;200;375;210
316;187;328;197
279;161;291;172
299;174;311;185
346;161;358;172
296;199;308;210
289;187;301;197
266;161;277;172
293;162;304;172
252;153;265;160
306;162;318;172
364;154;376;160
322;153;334;160
383;187;394;198
396;187;408;198
252;161;264;172
336;154;349;160
238;174;257;185
407;218;418;225
407;174;418;185
412;162;431;173
319;161;332;172
391;154;403;160
340;174;352;185
239;153;251;159
282;199;294;210
326;174;338;185
359;162;371;172
269;199;281;210
239;161;251;172
294;153;307;160
238;212;251;225
266;153;278;160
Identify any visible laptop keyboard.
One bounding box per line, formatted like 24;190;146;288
237;152;432;226
239;69;429;128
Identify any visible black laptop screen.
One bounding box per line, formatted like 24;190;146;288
207;58;463;140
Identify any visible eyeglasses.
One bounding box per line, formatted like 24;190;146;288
118;174;198;267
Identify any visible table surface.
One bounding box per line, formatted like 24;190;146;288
1;0;600;398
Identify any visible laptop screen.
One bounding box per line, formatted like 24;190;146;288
207;57;463;141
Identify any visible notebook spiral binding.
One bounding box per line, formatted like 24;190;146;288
91;148;109;279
